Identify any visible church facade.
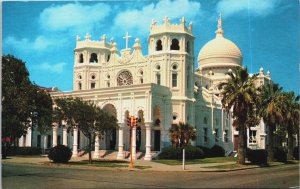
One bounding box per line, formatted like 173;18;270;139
19;16;271;160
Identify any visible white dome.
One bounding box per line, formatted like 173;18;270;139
198;17;242;69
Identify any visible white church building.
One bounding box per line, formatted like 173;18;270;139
19;15;271;160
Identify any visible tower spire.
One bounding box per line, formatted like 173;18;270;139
215;13;224;37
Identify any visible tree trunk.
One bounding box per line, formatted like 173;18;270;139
88;135;92;164
268;126;274;163
237;125;246;164
287;126;294;160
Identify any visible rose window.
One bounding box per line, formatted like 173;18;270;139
117;71;133;86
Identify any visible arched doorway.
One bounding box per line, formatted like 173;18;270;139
103;104;117;150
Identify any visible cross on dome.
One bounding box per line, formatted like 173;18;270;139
123;32;131;49
102;34;106;41
180;17;186;24
215;13;224;37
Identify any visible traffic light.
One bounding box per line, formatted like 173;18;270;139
127;116;131;127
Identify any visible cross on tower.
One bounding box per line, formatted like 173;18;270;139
218;13;222;29
163;16;170;24
123;32;131;49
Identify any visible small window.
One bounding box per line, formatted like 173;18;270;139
156;39;162;51
78;82;82;90
224;130;229;143
79;53;84;63
140;78;143;84
91;82;95;89
91;75;95;79
173;115;177;120
170;38;180;50
78;75;82;79
107;81;110;87
156;74;161;85
172;64;178;70
107;54;111;62
107;75;110;79
90;53;98;63
249;130;257;143
186;41;190;53
203;117;208;124
215;129;219;142
172;73;177;87
204;128;208;142
156;65;161;70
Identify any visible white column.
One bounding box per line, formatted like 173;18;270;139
117;125;125;159
43;135;48;150
132;127;137;160
52;124;58;147
19;136;25;147
144;125;152;160
72;128;78;157
63;127;68;146
25;127;32;147
93;132;100;158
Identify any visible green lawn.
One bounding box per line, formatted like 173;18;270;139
153;156;237;165
45;160;151;169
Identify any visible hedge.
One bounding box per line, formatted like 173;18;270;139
158;146;204;160
7;147;41;156
247;149;268;165
274;147;287;162
48;145;72;163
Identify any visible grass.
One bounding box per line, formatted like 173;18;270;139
153;156;237;165
44;159;152;169
203;163;254;169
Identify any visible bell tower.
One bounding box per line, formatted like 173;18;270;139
73;33;112;91
148;16;195;125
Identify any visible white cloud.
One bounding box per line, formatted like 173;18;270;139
112;0;201;37
39;3;111;32
216;0;280;17
4;35;61;52
37;62;66;73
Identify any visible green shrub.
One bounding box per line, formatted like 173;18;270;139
274;147;287;162
209;145;225;157
197;146;211;157
48;145;72;163
158;146;204;160
293;146;299;160
247;149;268;165
8;147;41;156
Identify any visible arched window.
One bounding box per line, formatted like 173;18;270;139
170;38;180;50
156;39;162;51
107;81;110;87
117;70;133;86
91;82;95;89
140;78;144;84
78;82;82;90
79;54;84;63
90;53;98;63
156;73;161;85
203;117;208;124
107;54;111;62
186;41;190;53
172;73;177;87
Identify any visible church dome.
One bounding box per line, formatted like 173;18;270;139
198;15;242;69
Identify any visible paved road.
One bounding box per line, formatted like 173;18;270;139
2;163;299;188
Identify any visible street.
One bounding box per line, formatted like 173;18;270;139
2;163;299;188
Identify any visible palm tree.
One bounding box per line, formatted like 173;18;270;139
218;67;258;164
169;122;196;148
258;83;284;162
281;91;299;160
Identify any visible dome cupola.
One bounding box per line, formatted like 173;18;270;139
198;14;242;70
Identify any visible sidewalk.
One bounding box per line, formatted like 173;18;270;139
1;156;284;172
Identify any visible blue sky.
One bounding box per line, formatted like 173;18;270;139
3;0;299;93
